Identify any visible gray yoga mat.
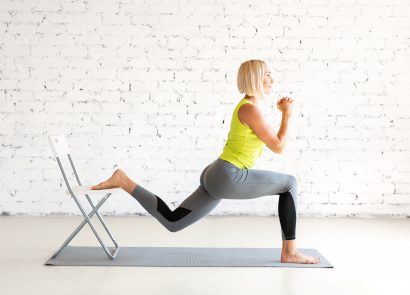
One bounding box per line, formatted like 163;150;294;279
45;246;333;268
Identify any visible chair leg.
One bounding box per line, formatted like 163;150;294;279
50;193;120;260
84;194;119;252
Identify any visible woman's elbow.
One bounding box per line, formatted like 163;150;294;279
268;144;283;154
269;141;284;154
275;147;284;154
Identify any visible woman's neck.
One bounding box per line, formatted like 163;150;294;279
244;95;261;106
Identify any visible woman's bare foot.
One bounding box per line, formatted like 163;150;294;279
281;250;320;264
91;169;125;190
91;168;138;194
281;239;320;264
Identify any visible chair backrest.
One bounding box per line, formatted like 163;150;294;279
48;135;70;158
48;134;82;193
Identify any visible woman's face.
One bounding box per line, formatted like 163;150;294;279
262;64;274;94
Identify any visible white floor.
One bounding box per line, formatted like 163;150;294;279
0;215;409;295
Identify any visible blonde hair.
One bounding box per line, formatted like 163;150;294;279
237;59;267;101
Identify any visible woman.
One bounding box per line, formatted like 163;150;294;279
91;59;320;264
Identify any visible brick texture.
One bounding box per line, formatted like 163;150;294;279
1;0;409;217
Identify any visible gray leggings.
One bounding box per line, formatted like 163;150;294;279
131;158;298;240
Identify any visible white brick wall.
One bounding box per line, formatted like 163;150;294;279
1;0;409;217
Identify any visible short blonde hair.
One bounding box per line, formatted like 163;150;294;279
237;59;266;100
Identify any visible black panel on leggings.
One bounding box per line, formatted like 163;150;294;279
155;195;192;222
278;191;296;240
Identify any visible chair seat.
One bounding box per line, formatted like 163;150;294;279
66;185;122;196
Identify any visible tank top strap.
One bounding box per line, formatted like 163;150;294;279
240;98;254;105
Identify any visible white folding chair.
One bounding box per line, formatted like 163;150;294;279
48;134;121;260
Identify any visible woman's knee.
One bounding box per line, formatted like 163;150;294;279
287;174;298;192
162;218;189;233
167;224;184;233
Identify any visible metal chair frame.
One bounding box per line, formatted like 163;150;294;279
48;135;120;260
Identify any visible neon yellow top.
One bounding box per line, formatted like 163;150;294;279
219;98;266;169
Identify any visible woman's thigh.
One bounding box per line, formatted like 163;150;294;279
203;158;297;200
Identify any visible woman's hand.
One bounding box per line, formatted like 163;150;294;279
277;96;294;116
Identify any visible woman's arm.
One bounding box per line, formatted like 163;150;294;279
238;104;290;154
276;112;291;153
238;97;293;154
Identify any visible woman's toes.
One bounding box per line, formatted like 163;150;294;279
91;182;110;190
91;183;102;190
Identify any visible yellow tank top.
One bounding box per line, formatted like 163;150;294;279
219;98;266;169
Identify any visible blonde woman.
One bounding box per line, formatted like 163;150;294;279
92;59;320;264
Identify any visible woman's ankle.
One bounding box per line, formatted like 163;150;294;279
120;172;138;194
281;240;297;255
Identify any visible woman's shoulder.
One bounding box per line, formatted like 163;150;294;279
237;100;259;128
